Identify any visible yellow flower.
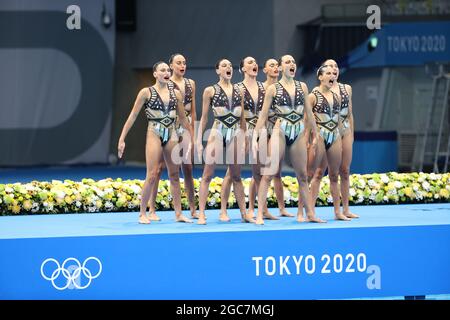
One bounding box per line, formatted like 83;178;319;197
64;196;73;204
403;187;413;198
439;189;449;199
11;204;21;214
23;200;32;210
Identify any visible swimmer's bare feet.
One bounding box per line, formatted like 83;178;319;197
279;208;295;217
219;213;231;222
306;214;327;223
263;211;280;220
241;213;256;223
335;213;351;221
197;214;207;225
175;214;193;223
344;211;359;219
138;214;150;224
296;214;306;223
255;215;264;225
247;208;255;219
148;212;161;221
190;210;200;219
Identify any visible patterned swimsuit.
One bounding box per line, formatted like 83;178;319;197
144;85;178;146
210;83;242;147
271;81;306;146
312;89;340;150
168;78;193;136
239;81;265;132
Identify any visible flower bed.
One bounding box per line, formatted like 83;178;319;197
0;172;448;215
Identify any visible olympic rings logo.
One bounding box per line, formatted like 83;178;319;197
40;257;102;290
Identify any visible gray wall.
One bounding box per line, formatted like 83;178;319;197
339;68;382;130
111;0;381;163
112;0;276;163
0;0;115;166
131;0;274;68
273;0;365;60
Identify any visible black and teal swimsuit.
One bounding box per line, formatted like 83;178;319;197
211;83;243;147
239;81;265;131
271;80;306;146
144;86;178;146
312;89;340;150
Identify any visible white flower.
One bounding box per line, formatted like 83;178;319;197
88;206;97;212
356;195;364;203
358;179;366;188
369;194;376;201
327;195;333;203
160;200;167;207
434;194;439;199
422;181;430;191
43;201;48;207
207;199;216;206
283;190;291;201
413;185;419;191
380;174;389;183
383;196;388;202
349;188;356;197
127;202;135;209
429;173;438;180
5;187;13;193
55;190;65;199
130;185;141;194
31;203;39;213
104;188;114;194
105;201;114;211
368;179;376;187
387;188;397;195
75;201;82;207
25;185;36;192
394;181;402;188
371;189;378;195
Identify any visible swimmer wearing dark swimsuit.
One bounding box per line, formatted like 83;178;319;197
144;85;178;146
312;89;340;150
271;80;305;146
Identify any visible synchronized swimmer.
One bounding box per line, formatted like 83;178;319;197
118;54;358;225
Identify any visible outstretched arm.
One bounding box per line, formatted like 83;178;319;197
118;88;148;158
